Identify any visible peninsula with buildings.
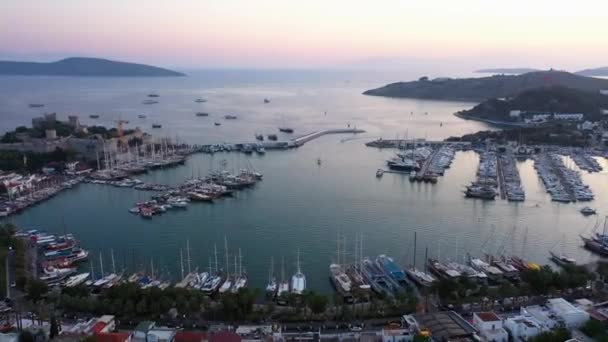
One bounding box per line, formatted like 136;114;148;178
363;70;608;102
0;57;185;77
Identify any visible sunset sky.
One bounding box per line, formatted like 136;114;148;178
1;0;607;71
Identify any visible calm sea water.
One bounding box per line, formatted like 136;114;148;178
1;69;607;293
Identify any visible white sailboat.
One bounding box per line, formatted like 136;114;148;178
291;249;306;295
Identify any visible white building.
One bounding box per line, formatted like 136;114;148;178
578;121;597;131
553;113;584;121
509;110;522;118
520;306;558;330
472;312;508;342
504;316;542;341
546;298;589;328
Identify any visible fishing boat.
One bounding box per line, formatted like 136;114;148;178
152;123;162;128
291;250;306;295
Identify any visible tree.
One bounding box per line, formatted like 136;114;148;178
26;279;48;302
529;328;571;342
50;316;60;339
18;331;34;342
308;293;328;315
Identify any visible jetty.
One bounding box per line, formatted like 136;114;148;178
292;128;365;146
200;128;365;154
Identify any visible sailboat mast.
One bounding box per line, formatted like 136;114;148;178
424;246;429;273
111;249;116;274
281;257;285;282
413;232;417;269
239;248;243;276
90;258;95;280
224;237;229;277
186;239;192;274
150;258;154;278
99;252;104;276
180;249;184;280
214;244;219;274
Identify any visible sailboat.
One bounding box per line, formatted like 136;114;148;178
278;115;294;133
581;216;608;256
231;248;247;293
291;249;306;295
266;257;277;297
329;234;353;301
277;257;290;304
550;235;577;266
404;232;436;288
218;237;232;293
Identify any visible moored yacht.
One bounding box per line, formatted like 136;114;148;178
291;250;306;295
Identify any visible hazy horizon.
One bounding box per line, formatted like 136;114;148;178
2;0;608;72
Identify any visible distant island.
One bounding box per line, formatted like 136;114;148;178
363;70;608;102
475;68;539;74
0;57;185;77
576;67;608;77
455;86;608;124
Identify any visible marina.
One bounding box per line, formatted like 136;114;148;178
533;152;594;202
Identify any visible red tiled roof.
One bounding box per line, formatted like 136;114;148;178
476;312;501;322
209;331;241;342
175;331;207;342
92;322;108;334
96;332;130;342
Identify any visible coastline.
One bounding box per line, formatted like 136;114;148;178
453;111;526;127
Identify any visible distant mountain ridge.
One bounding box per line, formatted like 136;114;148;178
576;67;608;77
0;57;185;77
475;68;539;74
363;70;608;102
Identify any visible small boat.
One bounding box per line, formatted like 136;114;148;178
376;169;384;178
317;158;322;165
264;98;270;104
89;114;100;119
148;93;159;98
267;134;278;141
256;146;266;155
65;273;90;287
142;99;158;105
194;98;206;103
279;127;294;133
214;122;221;126
255;134;264;141
225;115;238;120
196;112;209;117
138;114;147;119
29;104;44;108
152;124;162;129
580;207;596;215
129;207;140;214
